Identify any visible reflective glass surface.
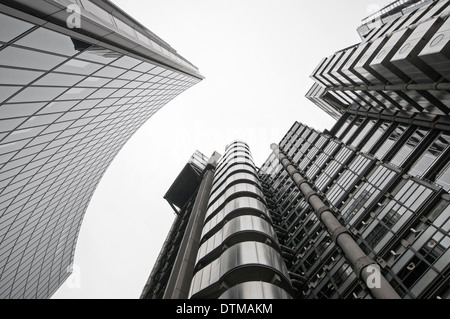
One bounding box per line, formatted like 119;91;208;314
375;124;408;160
389;203;449;298
436;164;450;192
390;128;429;167
0;12;201;299
362;180;435;253
409;133;450;178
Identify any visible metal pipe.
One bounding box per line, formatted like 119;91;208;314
271;144;401;299
163;154;220;299
326;82;450;92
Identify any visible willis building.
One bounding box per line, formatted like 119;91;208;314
0;0;202;298
142;0;449;299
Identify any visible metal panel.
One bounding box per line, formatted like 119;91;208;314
418;15;450;81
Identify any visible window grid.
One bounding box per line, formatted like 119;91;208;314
0;14;201;298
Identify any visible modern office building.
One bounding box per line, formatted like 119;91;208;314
0;0;202;299
142;0;449;299
141;143;294;299
306;0;450;123
260;119;449;299
262;0;450;299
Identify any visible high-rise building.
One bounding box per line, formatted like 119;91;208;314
0;0;202;299
142;0;449;300
306;0;450;123
260;120;449;299
141;143;294;299
260;0;450;299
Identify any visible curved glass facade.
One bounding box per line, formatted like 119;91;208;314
189;142;292;299
0;1;202;299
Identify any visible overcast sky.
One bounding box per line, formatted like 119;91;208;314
52;0;392;299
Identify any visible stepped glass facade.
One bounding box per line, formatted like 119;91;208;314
0;0;202;299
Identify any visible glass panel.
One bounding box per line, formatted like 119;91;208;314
9;87;67;103
105;79;129;88
0;118;25;133
335;115;355;139
135;30;151;46
80;0;114;25
361;122;391;153
88;88;116;99
0;68;43;85
0;12;34;42
111;56;141;69
352;119;375;148
18;113;61;129
375;124;408;160
34;73;85;87
112;17;137;38
0;46;66;70
409;133;450;178
54;59;103;75
15;27;82;57
0;102;46;118
2;126;45;144
76;46;121;64
366;208;401;249
56;87;96;100
38;101;78;114
435;163;450;192
0;86;22;103
76;77;111;88
149;66;165;75
94;66;126;78
133;62;156;73
391;129;428;167
120;70;141;81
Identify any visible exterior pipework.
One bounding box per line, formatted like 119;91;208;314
270;143;401;299
326;82;450;92
189;141;293;299
163;153;221;299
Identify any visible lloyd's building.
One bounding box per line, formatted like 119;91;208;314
0;0;202;299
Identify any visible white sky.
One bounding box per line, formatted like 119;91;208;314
52;0;392;299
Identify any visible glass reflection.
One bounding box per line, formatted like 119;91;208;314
375;124;408;160
0;46;66;70
15;27;83;57
0;68;43;86
409;133;450;178
55;59;103;75
390;128;428;167
0;12;34;43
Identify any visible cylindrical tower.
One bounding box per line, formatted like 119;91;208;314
188;141;293;299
